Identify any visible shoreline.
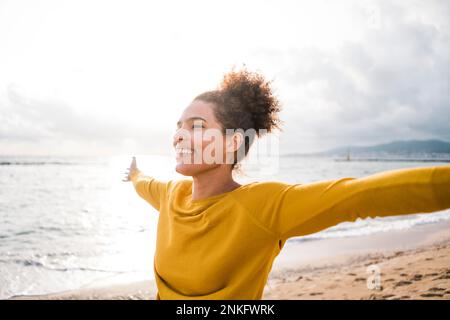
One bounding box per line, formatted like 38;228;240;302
9;220;450;300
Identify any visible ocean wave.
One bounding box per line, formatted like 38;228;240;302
0;161;83;166
13;230;37;236
11;258;130;274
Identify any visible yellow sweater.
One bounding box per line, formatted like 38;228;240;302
130;165;450;299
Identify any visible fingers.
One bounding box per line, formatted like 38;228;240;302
122;169;131;182
122;171;132;182
122;156;137;182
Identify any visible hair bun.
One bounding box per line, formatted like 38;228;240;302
218;66;282;135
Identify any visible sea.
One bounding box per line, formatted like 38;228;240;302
1;153;449;299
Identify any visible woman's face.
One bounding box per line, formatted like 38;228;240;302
173;99;241;176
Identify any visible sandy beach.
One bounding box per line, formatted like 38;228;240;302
264;221;450;300
9;220;450;300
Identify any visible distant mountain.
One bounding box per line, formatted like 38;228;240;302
282;139;450;158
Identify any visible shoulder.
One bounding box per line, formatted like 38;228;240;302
232;180;295;210
240;180;293;194
231;181;295;238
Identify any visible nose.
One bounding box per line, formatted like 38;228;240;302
173;129;183;147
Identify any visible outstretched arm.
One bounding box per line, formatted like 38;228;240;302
122;156;168;211
261;165;450;240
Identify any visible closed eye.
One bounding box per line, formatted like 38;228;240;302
176;117;207;129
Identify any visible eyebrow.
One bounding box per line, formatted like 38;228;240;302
177;117;207;127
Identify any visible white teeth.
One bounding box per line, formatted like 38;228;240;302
176;148;193;154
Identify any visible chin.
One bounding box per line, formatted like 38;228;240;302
175;161;204;176
175;163;195;176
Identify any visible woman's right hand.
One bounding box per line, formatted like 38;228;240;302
122;156;139;182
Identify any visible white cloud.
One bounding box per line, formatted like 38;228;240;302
0;85;171;155
0;0;449;155
251;0;450;152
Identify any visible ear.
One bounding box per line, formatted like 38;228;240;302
226;131;244;153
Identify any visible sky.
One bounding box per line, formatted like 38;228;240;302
0;0;449;156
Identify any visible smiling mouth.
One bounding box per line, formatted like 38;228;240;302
175;147;194;156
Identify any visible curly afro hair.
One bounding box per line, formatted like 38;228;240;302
193;65;283;170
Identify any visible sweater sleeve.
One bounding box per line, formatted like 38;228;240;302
129;169;168;211
255;165;450;240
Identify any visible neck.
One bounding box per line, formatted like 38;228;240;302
191;166;241;201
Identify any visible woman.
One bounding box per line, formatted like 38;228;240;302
122;67;450;300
